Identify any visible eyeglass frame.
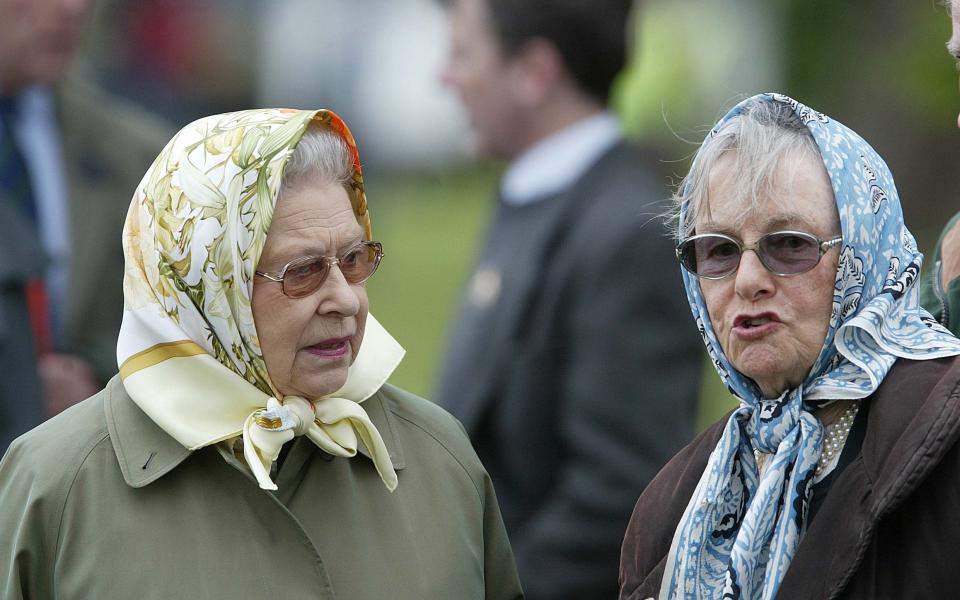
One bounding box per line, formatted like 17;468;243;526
254;240;384;298
675;230;843;280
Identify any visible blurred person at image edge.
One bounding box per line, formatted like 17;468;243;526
437;0;701;597
0;0;171;451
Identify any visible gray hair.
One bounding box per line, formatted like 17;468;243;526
280;123;354;192
670;99;826;241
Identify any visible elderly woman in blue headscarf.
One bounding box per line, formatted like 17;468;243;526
618;94;960;599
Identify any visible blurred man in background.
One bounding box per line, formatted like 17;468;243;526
437;0;702;596
0;0;169;451
922;0;960;336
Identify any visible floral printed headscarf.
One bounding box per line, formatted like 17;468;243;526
117;109;403;492
661;94;960;600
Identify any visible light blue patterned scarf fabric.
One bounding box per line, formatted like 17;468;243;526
661;93;960;600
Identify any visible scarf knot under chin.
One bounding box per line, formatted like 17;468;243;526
241;392;398;492
749;392;799;454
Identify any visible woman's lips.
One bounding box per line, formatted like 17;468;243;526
303;337;352;359
732;313;782;339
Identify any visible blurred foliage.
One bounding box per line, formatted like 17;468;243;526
615;0;782;148
780;0;960;249
784;0;958;124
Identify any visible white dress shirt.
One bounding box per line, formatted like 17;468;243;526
499;111;622;206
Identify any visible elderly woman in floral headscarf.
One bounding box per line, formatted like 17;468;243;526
619;94;960;599
0;109;523;599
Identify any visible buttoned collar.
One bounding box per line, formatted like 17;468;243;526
104;376;406;489
499;111;621;206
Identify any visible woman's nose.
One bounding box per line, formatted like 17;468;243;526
316;266;361;317
733;249;774;301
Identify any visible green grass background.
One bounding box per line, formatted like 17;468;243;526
364;169;738;432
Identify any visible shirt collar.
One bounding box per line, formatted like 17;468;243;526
105;375;407;489
500;111;622;206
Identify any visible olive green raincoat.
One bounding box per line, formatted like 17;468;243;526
0;377;523;599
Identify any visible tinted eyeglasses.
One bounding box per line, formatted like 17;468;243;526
255;240;384;298
676;230;842;279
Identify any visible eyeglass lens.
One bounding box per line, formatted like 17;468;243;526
680;232;822;278
283;242;382;297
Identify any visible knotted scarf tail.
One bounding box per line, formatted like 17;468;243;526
241;410;293;490
237;395;398;492
725;411;823;600
661;410;752;599
313;397;398;491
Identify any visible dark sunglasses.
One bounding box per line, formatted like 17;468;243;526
676;230;842;279
255;240;384;298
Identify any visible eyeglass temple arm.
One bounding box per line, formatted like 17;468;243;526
820;237;843;253
254;271;283;282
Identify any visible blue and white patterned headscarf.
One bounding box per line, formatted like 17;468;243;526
661;93;960;600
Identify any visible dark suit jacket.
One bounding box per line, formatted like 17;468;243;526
0;80;169;451
437;141;703;599
0;193;46;451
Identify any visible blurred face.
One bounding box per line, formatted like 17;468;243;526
697;151;841;398
440;0;526;159
0;0;91;93
252;177;369;400
950;0;960;127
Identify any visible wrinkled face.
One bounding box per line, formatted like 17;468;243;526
251;177;369;400
0;0;91;92
950;0;960;127
440;0;525;159
697;151;841;398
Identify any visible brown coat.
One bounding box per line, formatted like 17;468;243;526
619;355;960;599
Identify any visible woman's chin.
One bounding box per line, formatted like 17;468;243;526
731;352;791;397
282;369;349;400
739;365;803;399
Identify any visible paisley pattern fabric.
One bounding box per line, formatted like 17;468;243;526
117;108;403;492
660;93;960;600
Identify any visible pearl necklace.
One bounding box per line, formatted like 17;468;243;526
814;402;860;477
753;402;860;478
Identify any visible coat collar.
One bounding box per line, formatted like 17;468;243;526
773;355;960;599
861;354;960;512
104;376;406;489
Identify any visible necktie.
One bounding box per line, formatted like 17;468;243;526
0;97;52;354
0;98;37;221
